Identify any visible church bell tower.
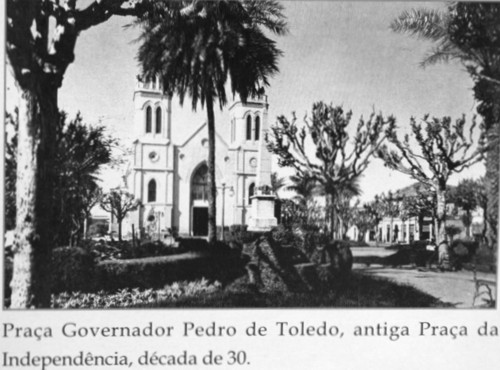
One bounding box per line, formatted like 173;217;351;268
130;76;175;238
228;94;277;231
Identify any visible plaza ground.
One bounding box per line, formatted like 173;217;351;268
351;246;497;308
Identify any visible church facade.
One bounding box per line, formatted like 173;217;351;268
126;77;277;239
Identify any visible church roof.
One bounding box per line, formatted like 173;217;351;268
178;121;229;148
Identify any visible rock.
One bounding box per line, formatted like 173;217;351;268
243;236;353;292
294;263;320;291
244;235;310;292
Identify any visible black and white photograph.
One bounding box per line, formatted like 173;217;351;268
3;0;499;312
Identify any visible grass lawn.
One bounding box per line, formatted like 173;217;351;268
134;272;450;308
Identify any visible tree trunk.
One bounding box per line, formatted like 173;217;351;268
435;185;447;245
206;97;217;244
118;220;123;242
417;213;424;241
11;81;57;308
329;193;340;240
485;121;499;251
465;210;472;238
390;217;394;243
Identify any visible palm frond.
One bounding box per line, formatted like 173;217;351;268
420;39;464;68
134;0;285;109
243;0;288;35
391;8;448;42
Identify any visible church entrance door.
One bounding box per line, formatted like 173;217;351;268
192;207;209;236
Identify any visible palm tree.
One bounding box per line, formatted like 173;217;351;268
333;176;362;239
271;172;286;198
287;173;321;207
391;3;500;250
271;172;286;222
135;0;286;244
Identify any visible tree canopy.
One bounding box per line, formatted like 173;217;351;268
268;102;394;195
378;114;485;243
5;110;114;245
267;102;394;237
134;0;287;243
391;2;500;250
100;189;140;241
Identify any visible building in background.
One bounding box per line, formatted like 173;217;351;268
356;183;484;244
123;77;276;239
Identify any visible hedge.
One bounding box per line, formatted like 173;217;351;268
93;251;244;291
4;245;245;301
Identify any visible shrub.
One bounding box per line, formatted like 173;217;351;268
130;241;184;259
226;225;258;244
449;239;478;269
409;241;436;267
300;226;330;256
51;246;96;293
94;250;245;291
88;241;125;261
84;240;185;261
3;246;96;305
87;222;109;238
176;238;208;251
383;242;435;267
52;278;222;309
270;224;298;248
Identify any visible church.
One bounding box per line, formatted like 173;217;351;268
124;76;277;239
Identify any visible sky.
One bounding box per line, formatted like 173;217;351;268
5;1;485;202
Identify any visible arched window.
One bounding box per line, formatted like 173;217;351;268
155;107;162;133
148;179;157;202
145;106;152;133
192;164;209;201
246;115;252;141
248;183;255;205
254;116;260;141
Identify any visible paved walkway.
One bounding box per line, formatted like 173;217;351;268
351;247;497;308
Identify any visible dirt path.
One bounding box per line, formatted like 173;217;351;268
351;247;497;308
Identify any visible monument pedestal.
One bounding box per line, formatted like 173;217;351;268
248;194;277;232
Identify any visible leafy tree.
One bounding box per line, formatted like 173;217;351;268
6;0;154;308
283;173;321;226
134;0;287;244
267;102;394;238
352;204;381;243
377;115;486;245
334;177;361;239
53;113;114;246
400;185;437;241
100;189;140;242
287;173;320;207
5;110;113;246
379;191;401;243
449;178;478;238
450;177;487;238
270;172;286;197
391;2;500;250
270;172;285;223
